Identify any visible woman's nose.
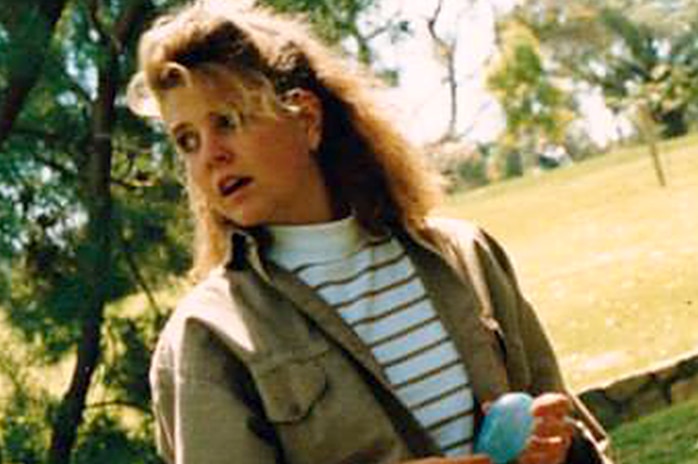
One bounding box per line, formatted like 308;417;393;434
202;131;233;165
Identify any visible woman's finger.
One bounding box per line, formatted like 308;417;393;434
531;393;572;419
518;436;569;464
533;415;576;438
402;455;493;464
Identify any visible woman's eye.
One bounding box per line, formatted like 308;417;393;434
175;132;200;154
217;111;241;131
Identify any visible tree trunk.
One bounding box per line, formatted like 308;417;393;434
47;51;118;464
648;137;667;188
638;105;667;188
46;1;151;461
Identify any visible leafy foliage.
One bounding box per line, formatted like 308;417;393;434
1;390;49;464
259;0;412;71
486;19;576;171
0;345;54;464
520;0;698;138
72;413;162;464
0;0;405;461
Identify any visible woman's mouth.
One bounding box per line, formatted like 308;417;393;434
218;176;253;197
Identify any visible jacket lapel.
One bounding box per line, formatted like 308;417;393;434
267;262;393;389
399;232;510;406
264;262;441;457
265;231;510;403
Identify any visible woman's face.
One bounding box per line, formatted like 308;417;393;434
159;75;334;228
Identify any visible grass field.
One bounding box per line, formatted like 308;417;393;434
441;135;698;391
612;396;698;463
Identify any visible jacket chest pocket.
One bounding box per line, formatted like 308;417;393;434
247;340;411;464
249;342;329;424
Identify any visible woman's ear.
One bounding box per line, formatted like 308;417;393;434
283;88;323;151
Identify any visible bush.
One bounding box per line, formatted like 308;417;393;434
0;352;52;464
1;390;49;464
73;413;162;464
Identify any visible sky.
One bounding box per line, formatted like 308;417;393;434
365;0;629;148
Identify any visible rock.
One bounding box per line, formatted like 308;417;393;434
671;377;698;403
624;385;669;421
604;375;651;403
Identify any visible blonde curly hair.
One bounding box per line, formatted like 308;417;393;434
128;0;443;280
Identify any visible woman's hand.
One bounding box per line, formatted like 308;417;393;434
517;393;575;464
402;456;492;464
405;393;573;464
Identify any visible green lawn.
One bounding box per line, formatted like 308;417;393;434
441;135;698;391
612;396;698;464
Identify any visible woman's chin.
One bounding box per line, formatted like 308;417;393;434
221;208;266;229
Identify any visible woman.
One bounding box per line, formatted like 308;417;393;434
127;1;612;463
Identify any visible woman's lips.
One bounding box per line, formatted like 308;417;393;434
218;176;253;197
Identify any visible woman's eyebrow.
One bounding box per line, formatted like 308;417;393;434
169;122;189;136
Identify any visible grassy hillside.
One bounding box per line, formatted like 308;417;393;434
612;396;698;463
441;135;698;391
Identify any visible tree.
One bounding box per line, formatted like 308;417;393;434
44;3;161;461
259;0;411;67
486;17;576;175
520;0;698;139
425;0;461;141
1;0;190;462
514;0;698;184
0;0;412;462
422;0;503;143
0;0;69;148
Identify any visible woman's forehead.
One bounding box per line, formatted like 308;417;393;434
159;80;240;129
158;70;280;131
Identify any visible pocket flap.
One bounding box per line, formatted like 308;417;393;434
251;354;328;424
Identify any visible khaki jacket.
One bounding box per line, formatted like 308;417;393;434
150;218;611;464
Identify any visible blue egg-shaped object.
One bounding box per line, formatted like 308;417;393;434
474;392;534;464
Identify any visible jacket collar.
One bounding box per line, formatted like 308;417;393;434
225;226;273;282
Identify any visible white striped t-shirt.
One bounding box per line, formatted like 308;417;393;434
267;216;475;456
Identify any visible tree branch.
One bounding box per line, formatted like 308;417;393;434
363;9;403;42
0;0;69;149
458;100;496;139
85;0;149;52
117;232;162;315
426;0;458;138
12;126;140;190
63;76;93;107
426;0;449;57
12;90;148;189
85;0;121;53
85;399;149;413
114;0;152;46
319;0;374;64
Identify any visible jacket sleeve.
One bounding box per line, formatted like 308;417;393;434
150;320;281;464
474;229;614;463
475;229;565;393
427;218;613;463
